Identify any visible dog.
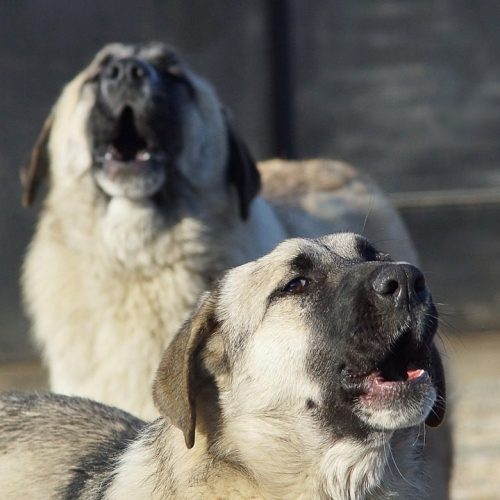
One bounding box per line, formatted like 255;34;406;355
1;234;445;499
21;41;418;419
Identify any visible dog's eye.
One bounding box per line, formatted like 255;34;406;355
283;277;309;294
167;64;184;77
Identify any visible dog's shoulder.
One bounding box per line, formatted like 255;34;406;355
0;392;144;430
257;158;418;263
258;158;373;203
0;392;146;499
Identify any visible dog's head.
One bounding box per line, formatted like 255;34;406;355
153;233;445;451
22;42;259;219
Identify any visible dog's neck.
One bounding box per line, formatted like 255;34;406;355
97;197;218;274
318;432;422;499
107;420;423;500
218;427;424;499
220;425;421;499
96;194;286;273
45;170;286;275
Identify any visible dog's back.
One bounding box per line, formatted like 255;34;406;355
0;393;144;500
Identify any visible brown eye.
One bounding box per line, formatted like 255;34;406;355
283;277;309;294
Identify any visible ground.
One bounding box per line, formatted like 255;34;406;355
0;331;499;499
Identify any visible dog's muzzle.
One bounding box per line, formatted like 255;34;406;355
90;56;181;200
100;57;158;114
338;262;441;430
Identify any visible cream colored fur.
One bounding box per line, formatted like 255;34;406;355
21;44;450;497
104;235;431;499
5;234;442;498
102;423;424;499
23;45;417;419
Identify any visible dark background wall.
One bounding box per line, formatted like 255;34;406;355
1;0;500;360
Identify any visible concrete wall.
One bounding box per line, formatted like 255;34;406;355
1;0;500;359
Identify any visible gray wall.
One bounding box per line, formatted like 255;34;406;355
1;0;500;360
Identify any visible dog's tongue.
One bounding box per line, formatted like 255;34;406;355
359;367;433;411
407;368;425;380
364;368;430;395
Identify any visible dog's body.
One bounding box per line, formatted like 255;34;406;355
3;234;445;499
0;394;422;500
22;43;417;418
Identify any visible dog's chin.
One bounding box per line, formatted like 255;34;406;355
94;158;167;200
354;369;437;431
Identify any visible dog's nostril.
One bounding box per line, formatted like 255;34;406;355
372;264;427;304
129;63;145;81
376;278;399;296
103;59;148;84
106;63;122;80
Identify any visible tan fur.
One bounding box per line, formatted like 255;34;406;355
21;43;450;496
3;234;442;498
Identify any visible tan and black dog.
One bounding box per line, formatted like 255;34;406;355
3;234;445;499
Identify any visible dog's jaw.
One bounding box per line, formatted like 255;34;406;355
353;369;437;430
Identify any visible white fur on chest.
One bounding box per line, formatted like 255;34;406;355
26;196;285;419
100;198;209;271
26;201;217;418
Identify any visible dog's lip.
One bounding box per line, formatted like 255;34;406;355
340;341;432;394
359;368;431;402
341;355;433;405
99;146;168;165
95;149;168;181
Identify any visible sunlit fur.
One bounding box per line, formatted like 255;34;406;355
23;43;418;421
2;234;435;499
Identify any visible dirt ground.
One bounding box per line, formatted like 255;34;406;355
447;331;500;500
0;331;499;499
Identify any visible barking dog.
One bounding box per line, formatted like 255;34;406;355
2;234;445;499
21;42;417;419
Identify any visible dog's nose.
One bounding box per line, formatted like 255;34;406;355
372;263;427;306
103;58;151;86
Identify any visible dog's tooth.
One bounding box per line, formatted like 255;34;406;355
138;151;151;161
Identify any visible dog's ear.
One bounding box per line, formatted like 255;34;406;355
21;113;54;207
425;343;446;427
225;124;261;220
153;292;218;449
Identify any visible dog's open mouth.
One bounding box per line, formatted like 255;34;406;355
97;106;167;172
363;330;432;405
360;367;430;404
93;107;168;199
342;329;433;406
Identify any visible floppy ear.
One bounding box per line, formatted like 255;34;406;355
21;113;54;207
153;292;218;449
425;343;446;427
225;125;261;220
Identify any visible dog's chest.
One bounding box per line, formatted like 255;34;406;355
28;203;225;418
44;256;207;418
